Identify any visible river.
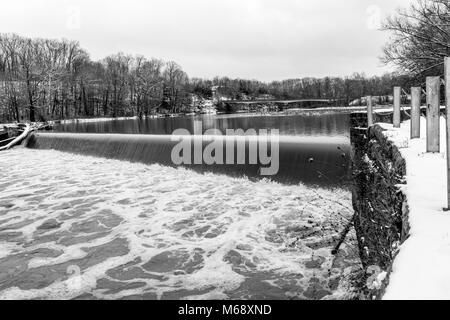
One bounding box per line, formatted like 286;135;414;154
0;111;361;300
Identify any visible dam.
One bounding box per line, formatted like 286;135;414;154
27;132;350;186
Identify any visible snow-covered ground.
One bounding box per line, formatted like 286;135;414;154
0;148;359;300
56;116;140;124
285;106;368;112
380;117;450;300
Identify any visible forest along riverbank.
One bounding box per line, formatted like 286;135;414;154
0;147;361;300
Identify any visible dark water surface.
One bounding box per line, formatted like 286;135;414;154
47;112;352;187
53;113;350;137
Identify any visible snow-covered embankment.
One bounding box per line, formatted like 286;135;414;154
380;117;450;300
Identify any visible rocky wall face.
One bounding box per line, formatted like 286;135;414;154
350;117;409;299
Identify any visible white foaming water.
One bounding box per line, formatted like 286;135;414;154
0;148;359;300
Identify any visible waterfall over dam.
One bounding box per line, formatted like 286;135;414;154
26;132;351;186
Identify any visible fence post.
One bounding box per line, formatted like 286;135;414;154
411;87;421;139
426;76;440;153
445;57;450;209
393;87;401;128
367;96;373;127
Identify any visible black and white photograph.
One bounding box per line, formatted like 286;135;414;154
0;0;450;307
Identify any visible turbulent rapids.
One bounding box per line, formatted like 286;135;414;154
0;147;359;300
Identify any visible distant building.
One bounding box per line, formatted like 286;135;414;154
211;86;232;102
189;94;217;114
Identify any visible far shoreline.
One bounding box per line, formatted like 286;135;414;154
1;104;388;130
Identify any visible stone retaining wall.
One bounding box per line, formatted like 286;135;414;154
350;113;410;299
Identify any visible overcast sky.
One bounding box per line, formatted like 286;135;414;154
0;0;413;81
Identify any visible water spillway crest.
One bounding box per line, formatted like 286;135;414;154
26;132;351;187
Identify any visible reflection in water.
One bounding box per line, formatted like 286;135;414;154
53;113;350;137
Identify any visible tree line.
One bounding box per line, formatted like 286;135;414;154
192;73;412;103
1;33;412;123
0;34;189;122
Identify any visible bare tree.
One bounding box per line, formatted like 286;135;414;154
382;0;450;77
103;53;132;117
163;61;188;113
132;57;164;117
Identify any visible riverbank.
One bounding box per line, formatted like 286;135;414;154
378;117;450;300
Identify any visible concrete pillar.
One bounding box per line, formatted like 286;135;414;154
367;96;374;127
445;58;450;209
393;87;401;128
411;87;421;139
426;76;440;153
